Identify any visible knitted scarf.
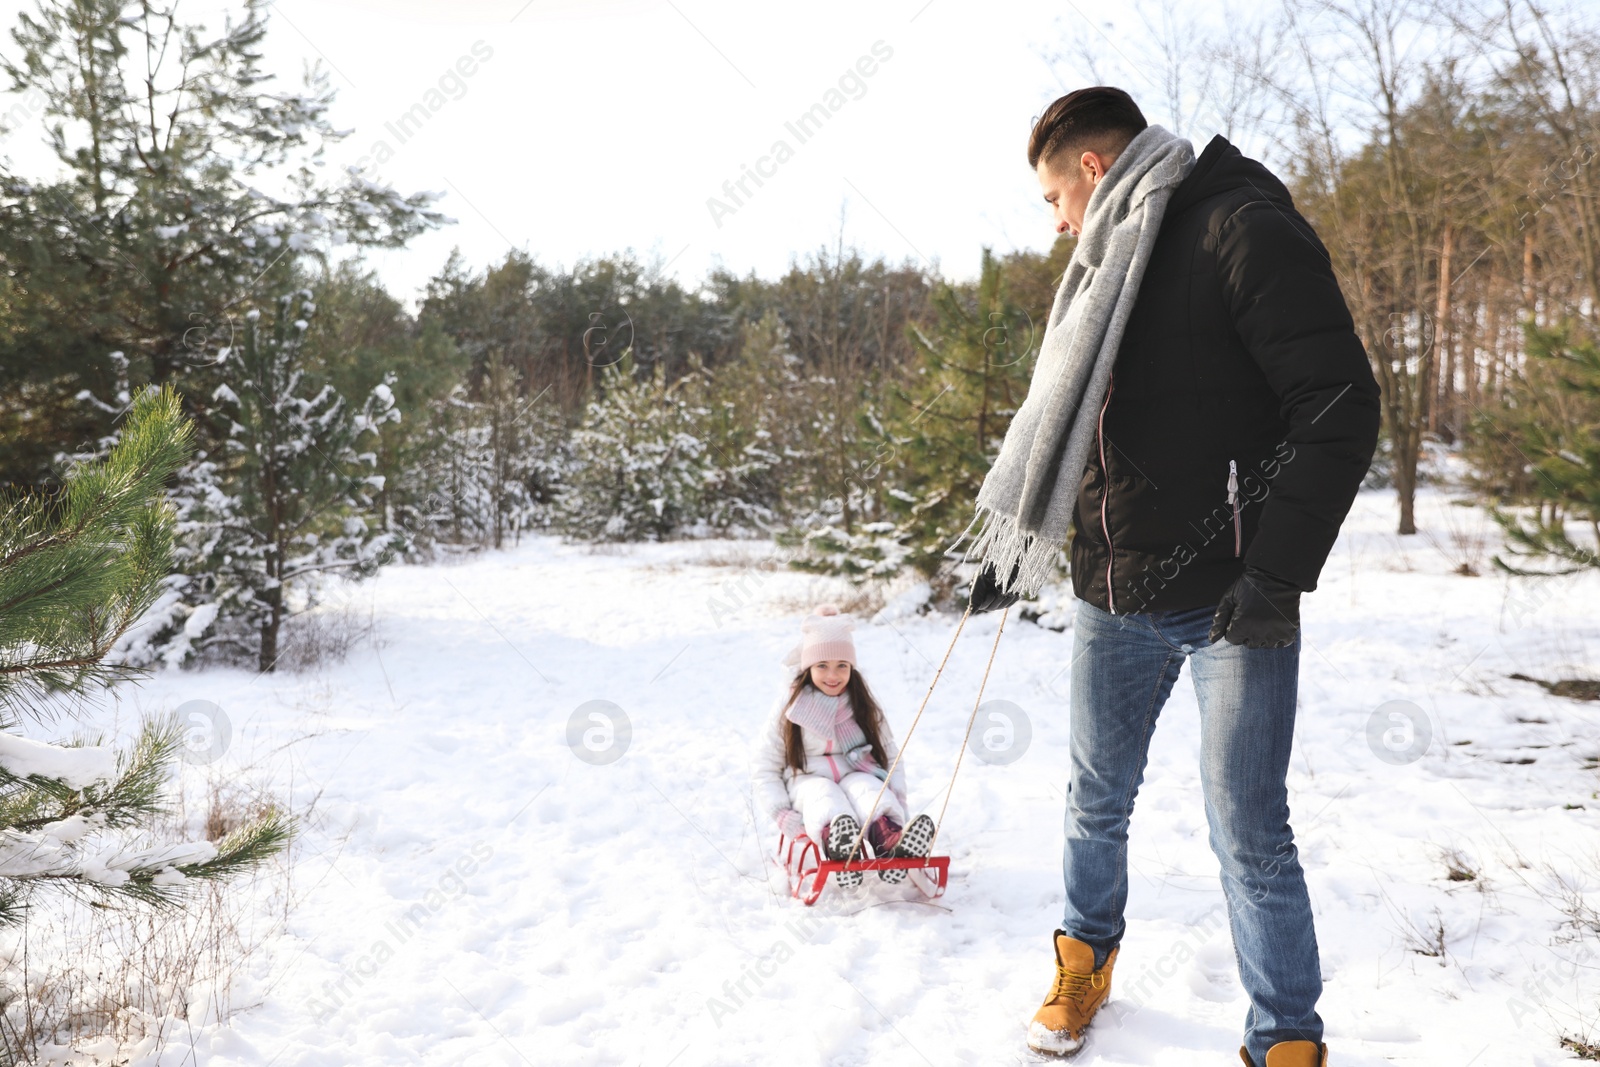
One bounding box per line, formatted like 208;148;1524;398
784;688;856;743
953;125;1197;597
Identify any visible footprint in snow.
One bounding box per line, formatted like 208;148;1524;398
1186;941;1240;1002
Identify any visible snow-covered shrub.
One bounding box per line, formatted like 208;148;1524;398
131;292;406;672
556;352;716;541
776;511;912;583
401;354;569;550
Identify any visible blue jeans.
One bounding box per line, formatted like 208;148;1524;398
1063;597;1321;1066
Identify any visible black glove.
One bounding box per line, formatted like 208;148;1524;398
1207;566;1301;648
968;561;1021;614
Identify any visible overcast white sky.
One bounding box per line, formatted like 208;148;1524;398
0;0;1285;302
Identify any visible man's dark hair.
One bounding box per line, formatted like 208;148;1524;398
1027;87;1148;170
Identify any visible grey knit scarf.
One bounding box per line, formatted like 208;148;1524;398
953;124;1197;597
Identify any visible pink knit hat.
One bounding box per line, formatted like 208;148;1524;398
781;603;857;671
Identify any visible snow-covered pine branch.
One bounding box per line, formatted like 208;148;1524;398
0;388;290;926
0;717;290;918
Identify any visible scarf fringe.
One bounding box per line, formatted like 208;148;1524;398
957;505;1062;599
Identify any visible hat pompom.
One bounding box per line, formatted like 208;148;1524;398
814;603;840;616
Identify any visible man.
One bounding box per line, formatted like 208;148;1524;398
963;88;1380;1066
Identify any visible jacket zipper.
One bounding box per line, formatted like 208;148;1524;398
1228;459;1241;557
1097;376;1116;613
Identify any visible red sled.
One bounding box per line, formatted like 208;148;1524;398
778;832;950;906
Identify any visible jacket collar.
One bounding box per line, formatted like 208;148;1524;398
1166;133;1295;219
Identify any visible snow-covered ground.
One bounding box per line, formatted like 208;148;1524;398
72;487;1600;1065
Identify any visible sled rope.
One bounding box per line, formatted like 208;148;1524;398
843;601;1011;866
929;603;1009;855
844;602;972;866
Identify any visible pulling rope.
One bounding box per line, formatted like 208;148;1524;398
843;601;1012;866
844;602;972;866
929;603;1009;855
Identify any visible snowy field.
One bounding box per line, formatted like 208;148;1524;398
70;486;1600;1066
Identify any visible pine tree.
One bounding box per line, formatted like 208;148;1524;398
557;351;713;541
778;249;1038;583
302;262;469;544
412;385;499;548
1485;321;1600;573
695;311;792;534
0;387;289;930
175;290;404;671
387;357;568;553
887;248;1038;576
0;0;448;481
482;351;545;548
773;385;912;581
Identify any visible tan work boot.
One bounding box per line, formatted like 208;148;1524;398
1026;932;1117;1056
1238;1040;1329;1066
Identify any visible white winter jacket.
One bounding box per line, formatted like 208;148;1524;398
749;692;908;822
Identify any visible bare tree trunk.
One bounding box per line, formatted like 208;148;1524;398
259;584;282;674
1498;1;1600;312
1436;223;1454;438
1522;228;1537;325
1476;295;1495;403
1463;293;1479;416
1487;262;1502;403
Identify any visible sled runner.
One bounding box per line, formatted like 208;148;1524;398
771;602;1007;907
777;831;951;905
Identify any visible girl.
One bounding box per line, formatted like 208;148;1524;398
750;604;936;888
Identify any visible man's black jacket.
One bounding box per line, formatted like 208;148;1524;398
1068;134;1381;615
